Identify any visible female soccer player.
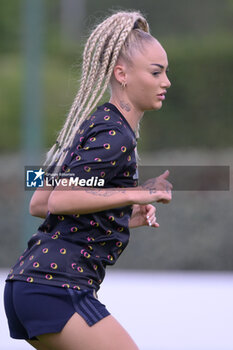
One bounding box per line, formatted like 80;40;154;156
4;10;172;350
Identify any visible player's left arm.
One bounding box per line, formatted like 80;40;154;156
129;204;159;228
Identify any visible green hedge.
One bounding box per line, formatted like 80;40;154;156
0;36;232;152
0;55;22;151
138;35;233;151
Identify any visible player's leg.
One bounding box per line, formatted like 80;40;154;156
26;339;51;350
37;313;139;350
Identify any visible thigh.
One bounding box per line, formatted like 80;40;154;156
38;313;139;350
27;339;50;350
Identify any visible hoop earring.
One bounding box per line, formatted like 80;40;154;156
121;81;127;88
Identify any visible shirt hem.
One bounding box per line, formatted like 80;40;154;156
5;275;100;292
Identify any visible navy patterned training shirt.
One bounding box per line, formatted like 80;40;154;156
7;103;138;292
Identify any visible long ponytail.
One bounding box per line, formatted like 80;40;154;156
44;11;150;171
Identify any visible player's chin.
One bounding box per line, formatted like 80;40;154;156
151;101;163;111
143;100;163;112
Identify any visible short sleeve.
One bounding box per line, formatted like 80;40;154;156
63;124;135;186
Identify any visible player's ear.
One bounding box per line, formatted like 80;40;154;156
112;63;127;85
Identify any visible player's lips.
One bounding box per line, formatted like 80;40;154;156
157;91;167;100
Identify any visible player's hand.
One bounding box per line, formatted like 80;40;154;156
135;170;172;205
129;204;159;228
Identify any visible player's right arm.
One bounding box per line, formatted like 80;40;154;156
47;170;172;215
29;184;53;219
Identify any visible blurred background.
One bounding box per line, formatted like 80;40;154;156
0;1;233;349
0;0;232;269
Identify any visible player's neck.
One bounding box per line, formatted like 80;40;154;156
109;97;144;133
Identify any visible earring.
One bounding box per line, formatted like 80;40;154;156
121;81;127;88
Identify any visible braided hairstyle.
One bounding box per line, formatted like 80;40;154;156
44;10;153;171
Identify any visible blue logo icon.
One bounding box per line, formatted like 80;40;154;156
26;168;45;188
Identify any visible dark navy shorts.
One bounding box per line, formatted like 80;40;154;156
4;281;110;340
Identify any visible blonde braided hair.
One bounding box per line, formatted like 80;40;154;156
44;10;152;171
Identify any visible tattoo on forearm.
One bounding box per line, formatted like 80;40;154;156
120;100;131;112
85;188;127;197
141;179;157;194
141;178;171;194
